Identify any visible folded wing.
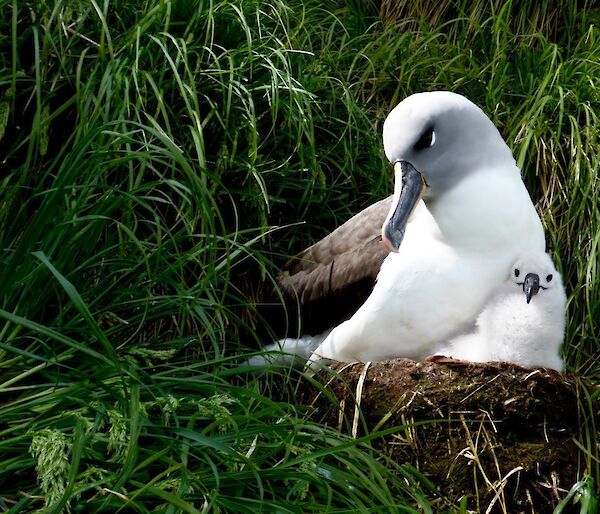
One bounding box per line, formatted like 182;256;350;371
277;196;392;334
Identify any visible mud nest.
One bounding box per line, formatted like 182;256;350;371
300;358;598;513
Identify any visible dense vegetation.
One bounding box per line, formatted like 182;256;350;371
0;0;598;511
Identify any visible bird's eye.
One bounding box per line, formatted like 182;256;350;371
414;127;435;150
546;274;553;282
514;268;520;277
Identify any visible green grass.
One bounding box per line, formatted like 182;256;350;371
0;0;599;511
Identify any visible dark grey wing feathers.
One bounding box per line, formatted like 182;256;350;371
277;196;392;333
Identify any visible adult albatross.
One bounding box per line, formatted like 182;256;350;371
273;91;545;365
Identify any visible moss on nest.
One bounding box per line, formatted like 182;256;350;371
303;359;598;512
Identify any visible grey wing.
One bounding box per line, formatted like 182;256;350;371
277;196;392;334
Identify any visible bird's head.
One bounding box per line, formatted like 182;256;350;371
511;252;562;304
381;91;515;252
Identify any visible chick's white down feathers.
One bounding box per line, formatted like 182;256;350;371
434;252;566;371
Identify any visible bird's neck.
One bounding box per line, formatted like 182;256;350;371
426;166;543;253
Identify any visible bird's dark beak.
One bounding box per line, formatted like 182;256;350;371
382;160;427;252
523;273;540;304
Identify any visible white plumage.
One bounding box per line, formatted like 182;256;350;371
434;252;566;371
311;92;545;364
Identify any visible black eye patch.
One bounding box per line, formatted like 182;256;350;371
546;274;553;282
414;126;434;150
514;268;520;277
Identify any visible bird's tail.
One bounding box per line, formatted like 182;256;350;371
245;330;331;370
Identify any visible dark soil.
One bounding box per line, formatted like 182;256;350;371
300;358;599;513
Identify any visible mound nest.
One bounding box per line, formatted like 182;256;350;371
300;358;598;513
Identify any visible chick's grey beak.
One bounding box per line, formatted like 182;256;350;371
523;273;540;304
382;161;427;252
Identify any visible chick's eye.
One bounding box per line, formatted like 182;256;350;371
546;274;553;282
414;127;435;150
514;268;520;277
